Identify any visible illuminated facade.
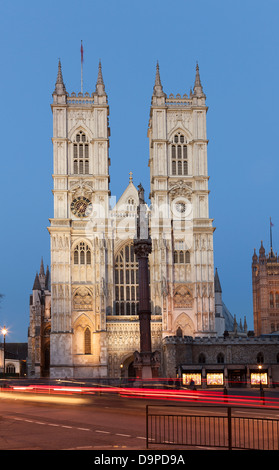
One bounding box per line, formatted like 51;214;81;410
28;59;221;379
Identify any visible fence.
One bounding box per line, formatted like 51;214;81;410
146;404;279;450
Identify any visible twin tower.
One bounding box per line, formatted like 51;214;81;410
29;59;220;378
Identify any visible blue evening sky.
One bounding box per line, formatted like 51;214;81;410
0;0;278;342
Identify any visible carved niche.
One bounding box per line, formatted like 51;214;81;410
73;287;93;310
173;285;193;308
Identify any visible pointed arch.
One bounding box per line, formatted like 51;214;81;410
169;131;189;176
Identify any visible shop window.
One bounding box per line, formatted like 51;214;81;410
182;373;201;386
206;373;223;386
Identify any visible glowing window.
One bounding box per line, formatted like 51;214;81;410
114;243;139;316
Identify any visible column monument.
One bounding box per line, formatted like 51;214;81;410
133;184;160;379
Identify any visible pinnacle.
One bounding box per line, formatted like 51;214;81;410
153;61;165;97
54;59;66;95
95;60;106;96
193;61;205;98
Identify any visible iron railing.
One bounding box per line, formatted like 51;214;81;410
146;404;279;450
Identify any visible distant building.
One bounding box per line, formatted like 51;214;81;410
27;259;51;377
252;241;279;336
0;343;28;377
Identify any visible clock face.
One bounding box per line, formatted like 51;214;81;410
71;197;92;217
175;202;186;214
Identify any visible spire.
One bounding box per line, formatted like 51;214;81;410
153;61;165;97
95;60;106;96
45;265;51;291
39;257;45;276
32;273;41;291
252;248;258;263
259;240;265;257
54;59;66;95
193;62;205;98
214;268;222;293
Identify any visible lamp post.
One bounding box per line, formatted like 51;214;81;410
1;327;7;379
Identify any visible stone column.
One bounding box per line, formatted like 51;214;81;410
133;184;160;379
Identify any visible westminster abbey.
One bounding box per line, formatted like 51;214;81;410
27;60;224;379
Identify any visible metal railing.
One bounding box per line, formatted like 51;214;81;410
146;404;279;450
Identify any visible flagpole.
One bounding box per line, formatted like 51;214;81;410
81;40;83;94
270;217;273;250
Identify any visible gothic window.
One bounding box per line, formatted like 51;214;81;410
114;243;139;316
176;327;183;337
198;353;206;364
126;198;136;212
6;363;15;374
171;132;188;176
270;292;274;308
73;130;89;175
217;353;224;364
276;293;279;308
174;241;190;264
84;327;91;354
257;352;264;364
73;242;91;265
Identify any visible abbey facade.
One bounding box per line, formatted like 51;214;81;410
28;60;222;379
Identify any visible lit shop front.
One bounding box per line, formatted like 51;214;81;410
179;365;270;388
180;366;225;388
181;370;224;387
250;369;268;387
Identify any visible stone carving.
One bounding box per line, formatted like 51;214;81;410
73;287;93;310
169;180;192;199
70;179;94;199
174;285;193;308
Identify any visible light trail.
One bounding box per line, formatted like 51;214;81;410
1;382;279;409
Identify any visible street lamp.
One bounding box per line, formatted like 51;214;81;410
1;327;7;379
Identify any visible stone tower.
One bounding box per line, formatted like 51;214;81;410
148;63;216;339
48;60;111;378
252;241;279;335
28;59;220;379
27;259;51;377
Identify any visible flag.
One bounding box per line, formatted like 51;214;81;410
81;41;84;64
270;218;274;227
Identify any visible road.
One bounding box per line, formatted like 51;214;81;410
0;394;149;450
0;388;279;451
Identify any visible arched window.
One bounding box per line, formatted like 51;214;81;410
174;241;190;265
84;328;91;354
257;352;264;364
276;293;279;308
73;242;91;265
171;132;188;176
176;327;183;337
73;130;89;175
217;353;224;364
6;363;15;374
270;292;274;308
114;243;138;315
198;353;206;364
